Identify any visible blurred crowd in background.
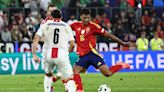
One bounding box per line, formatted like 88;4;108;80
0;0;163;51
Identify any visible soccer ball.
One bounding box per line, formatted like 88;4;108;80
98;84;111;92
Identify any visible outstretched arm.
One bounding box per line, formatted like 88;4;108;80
103;32;130;47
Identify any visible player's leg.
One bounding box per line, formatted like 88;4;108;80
56;57;77;92
90;51;130;77
99;62;130;77
73;55;90;92
44;61;55;92
73;65;85;92
52;71;62;82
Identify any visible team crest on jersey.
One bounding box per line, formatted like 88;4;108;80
81;29;85;34
86;27;90;33
80;34;85;41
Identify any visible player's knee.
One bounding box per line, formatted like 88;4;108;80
73;68;80;74
45;73;53;77
65;80;76;92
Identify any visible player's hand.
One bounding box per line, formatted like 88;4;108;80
33;54;40;63
122;42;132;47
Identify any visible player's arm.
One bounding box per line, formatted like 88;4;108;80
103;32;130;47
67;24;75;53
68;40;75;53
32;34;41;63
92;22;130;47
32;23;45;63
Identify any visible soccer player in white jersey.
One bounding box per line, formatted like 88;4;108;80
32;9;76;92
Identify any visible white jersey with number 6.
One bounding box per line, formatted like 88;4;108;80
36;20;75;78
36;20;74;56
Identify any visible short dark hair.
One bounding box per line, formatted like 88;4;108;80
48;4;55;9
80;8;91;15
51;9;62;18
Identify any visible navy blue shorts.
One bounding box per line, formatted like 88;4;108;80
75;51;105;69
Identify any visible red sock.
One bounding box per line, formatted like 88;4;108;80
74;74;83;90
109;65;122;74
52;76;57;82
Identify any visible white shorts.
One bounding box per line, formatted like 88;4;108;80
42;48;73;79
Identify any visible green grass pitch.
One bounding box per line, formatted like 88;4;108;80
0;72;164;92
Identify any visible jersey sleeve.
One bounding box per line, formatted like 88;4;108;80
92;23;106;35
70;23;76;31
36;23;46;37
67;25;75;41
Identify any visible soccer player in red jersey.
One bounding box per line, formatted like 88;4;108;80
70;9;131;92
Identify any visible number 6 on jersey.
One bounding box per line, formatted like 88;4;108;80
53;28;59;44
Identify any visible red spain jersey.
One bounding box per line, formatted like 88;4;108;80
70;21;106;56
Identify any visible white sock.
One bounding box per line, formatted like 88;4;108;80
44;75;53;92
65;80;76;92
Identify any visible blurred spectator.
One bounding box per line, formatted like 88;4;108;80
25;12;36;24
150;32;164;50
155;24;164;39
0;0;163;46
120;0;128;10
67;14;78;25
25;12;37;33
129;33;137;50
136;31;149;51
97;11;111;32
135;1;142;20
120;10;128;33
92;14;99;24
0;32;1;41
76;0;86;8
21;25;33;42
127;0;135;7
9;0;19;8
141;10;151;26
11;24;22;42
69;0;78;7
126;2;135;13
145;0;153;7
161;13;164;30
108;0;120;7
29;0;39;14
52;0;65;9
0;10;4;32
127;12;136;33
1;27;11;42
2;11;9;26
20;0;30;8
112;14;119;25
39;0;51;11
15;12;24;25
113;19;124;39
87;0;104;7
148;18;156;38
